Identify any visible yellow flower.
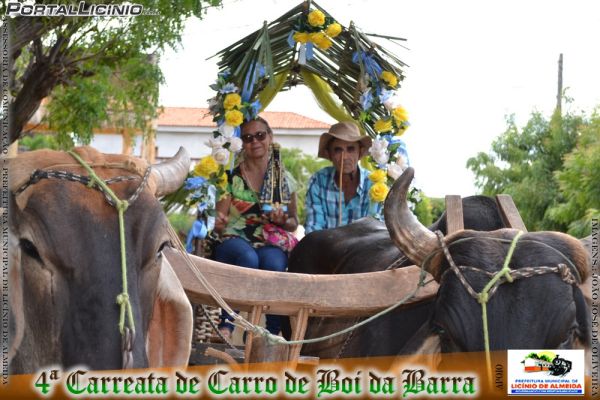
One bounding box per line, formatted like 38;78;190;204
369;182;390;202
307;9;325;27
193;156;219;178
293;31;310;44
315;36;332;50
374;119;393;133
369;169;387;183
216;172;228;190
380;71;398;88
309;32;329;49
222;93;241;111
325;22;342;38
224;109;244;127
395;124;408;136
392;106;408;124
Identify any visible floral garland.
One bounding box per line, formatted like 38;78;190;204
181;68;266;242
288;9;342;63
351;51;412;204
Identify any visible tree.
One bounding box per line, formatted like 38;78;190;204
546;110;600;237
281;147;331;223
3;0;221;147
467;108;584;232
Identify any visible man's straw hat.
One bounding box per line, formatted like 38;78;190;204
317;121;372;161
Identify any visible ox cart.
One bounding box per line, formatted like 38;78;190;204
167;193;528;366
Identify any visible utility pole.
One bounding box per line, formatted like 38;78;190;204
556;53;563;115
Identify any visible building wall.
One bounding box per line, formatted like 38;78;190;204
155;127;323;161
89;127;324;161
89;134;143;156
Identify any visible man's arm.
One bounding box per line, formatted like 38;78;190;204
304;174;327;234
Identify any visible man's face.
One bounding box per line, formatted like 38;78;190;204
328;138;361;175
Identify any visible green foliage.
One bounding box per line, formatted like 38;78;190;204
428;197;445;224
467;108;585;232
7;0;222;144
413;193;433;226
280;147;331;223
168;212;195;236
546;110;600;236
19;134;59;151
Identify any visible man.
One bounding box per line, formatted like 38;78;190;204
305;121;377;234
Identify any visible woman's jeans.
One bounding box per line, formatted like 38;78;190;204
213;237;287;335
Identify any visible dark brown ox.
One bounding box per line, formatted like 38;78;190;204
386;168;590;360
5;146;193;374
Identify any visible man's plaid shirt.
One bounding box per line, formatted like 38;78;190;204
304;166;379;234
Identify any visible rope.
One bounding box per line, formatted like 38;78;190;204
67;151;140;336
435;230;580;391
165;223;435;347
478;231;522;387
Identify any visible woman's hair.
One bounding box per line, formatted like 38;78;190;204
241;116;273;135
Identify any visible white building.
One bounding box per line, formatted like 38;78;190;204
89;107;330;161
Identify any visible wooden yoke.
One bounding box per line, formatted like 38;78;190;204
495;194;528;231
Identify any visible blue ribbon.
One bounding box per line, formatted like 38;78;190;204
185;220;208;253
352;51;383;79
306;42;314;61
287;30;296;48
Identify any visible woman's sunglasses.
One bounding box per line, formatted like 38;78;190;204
241;131;268;144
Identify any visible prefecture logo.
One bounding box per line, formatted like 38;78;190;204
507;349;584;396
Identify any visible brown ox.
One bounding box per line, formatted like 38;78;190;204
5;146;193;373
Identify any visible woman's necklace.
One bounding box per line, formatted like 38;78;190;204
241;162;263;194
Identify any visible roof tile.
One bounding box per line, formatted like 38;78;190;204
157;107;330;129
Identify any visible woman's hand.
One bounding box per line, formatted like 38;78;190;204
266;208;288;226
214;211;229;233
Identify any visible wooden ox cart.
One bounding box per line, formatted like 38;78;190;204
166;194;528;365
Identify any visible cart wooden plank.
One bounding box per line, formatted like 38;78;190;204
165;248;438;318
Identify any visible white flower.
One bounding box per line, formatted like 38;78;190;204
370;137;389;156
382;93;400;111
372;150;389;166
218;124;235;138
387;163;403;180
228;137;243;153
204;136;226;150
396;154;408;170
212;148;230;166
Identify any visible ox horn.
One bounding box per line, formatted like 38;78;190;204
384;167;439;270
151;147;191;197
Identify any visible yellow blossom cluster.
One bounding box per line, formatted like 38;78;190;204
225;109;244;127
369;182;389;202
380;71;398;88
194;156;219;178
223;93;241;110
294;10;342;51
374;119;393;133
368;169;387;183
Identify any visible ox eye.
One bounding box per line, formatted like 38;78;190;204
432;324;446;335
157;241;170;255
20;239;42;263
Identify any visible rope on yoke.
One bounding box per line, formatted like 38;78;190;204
66;151;151;340
435;230;580;390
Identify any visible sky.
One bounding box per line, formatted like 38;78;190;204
159;0;600;197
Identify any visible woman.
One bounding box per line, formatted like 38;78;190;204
213;117;298;338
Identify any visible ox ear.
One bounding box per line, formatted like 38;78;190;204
146;253;193;367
